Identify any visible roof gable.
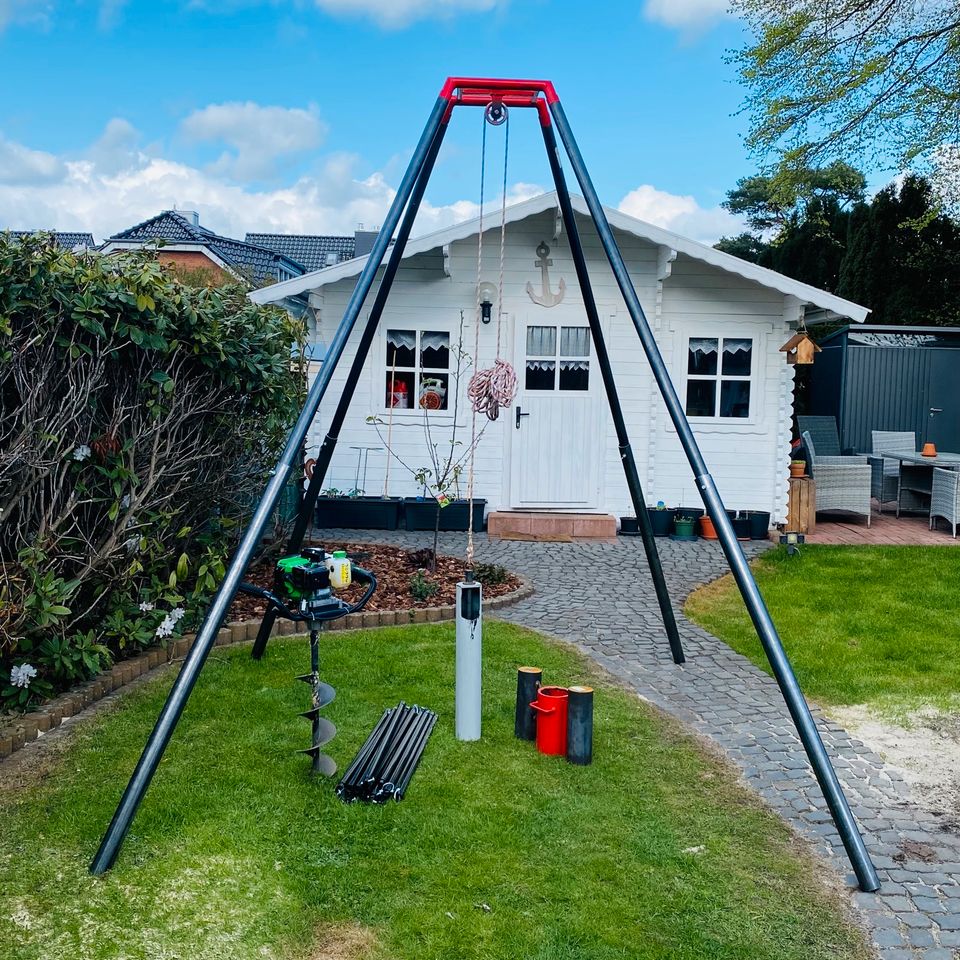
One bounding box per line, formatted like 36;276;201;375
250;191;869;323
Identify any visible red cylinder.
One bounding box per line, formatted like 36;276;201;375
529;686;569;756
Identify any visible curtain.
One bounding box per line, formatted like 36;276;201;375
526;325;557;356
560;327;590;357
387;330;415;350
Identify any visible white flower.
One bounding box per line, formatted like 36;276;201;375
120;494;131;509
123;536;139;554
138;601;154;612
10;663;37;688
72;444;91;461
155;615;176;639
170;607;185;623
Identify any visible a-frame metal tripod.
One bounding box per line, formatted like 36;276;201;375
90;78;879;893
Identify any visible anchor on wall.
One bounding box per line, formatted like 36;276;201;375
526;241;566;307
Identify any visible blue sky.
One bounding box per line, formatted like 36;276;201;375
1;0;764;244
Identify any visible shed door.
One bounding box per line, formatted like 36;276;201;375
509;320;602;508
927;351;960;451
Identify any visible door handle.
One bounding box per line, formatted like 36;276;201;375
930;407;943;416
516;406;530;430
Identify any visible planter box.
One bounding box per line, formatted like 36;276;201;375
746;510;771;540
647;508;674;537
315;496;402;530
619;516;640;536
404;498;486;532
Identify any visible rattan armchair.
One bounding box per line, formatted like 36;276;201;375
802;430;872;525
870;430;916;514
796;416;841;456
931;468;960;538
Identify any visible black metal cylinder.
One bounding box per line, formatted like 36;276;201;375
566;685;593;766
514;666;541;741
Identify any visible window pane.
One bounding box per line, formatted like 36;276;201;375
526;325;556;357
418;373;449;410
385;370;415;408
722;338;752;376
719;380;750;418
560;327;590;357
526;360;555;390
559;360;589;391
688;338;718;375
686;379;716;417
387;329;416;368
420;330;449;369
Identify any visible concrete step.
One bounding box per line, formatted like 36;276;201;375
487;511;617;541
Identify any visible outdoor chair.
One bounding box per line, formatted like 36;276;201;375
869;430;916;514
796;416;841;456
930;468;960;538
802;430;872;526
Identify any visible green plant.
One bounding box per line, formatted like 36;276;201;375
0;234;306;710
472;562;510;587
408;569;439;602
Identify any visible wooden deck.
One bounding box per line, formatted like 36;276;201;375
802;510;959;545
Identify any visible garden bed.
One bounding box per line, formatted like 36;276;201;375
229;542;521;620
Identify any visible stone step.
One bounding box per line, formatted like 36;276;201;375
487;511;617;540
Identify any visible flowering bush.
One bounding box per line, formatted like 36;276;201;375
0;235;306;710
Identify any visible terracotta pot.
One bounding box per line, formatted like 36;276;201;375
922;442;937;457
699;515;718;539
789;462;806;478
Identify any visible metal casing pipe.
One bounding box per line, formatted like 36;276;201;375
455;580;482;741
514;666;541;740
566;685;593;766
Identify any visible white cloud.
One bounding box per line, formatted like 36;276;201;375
309;0;502;27
0;0;53;31
0;135;65;185
98;0;128;29
642;0;729;29
180;101;327;180
618;183;743;244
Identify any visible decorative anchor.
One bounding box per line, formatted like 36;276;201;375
526;241;566;307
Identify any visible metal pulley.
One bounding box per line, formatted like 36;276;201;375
485;100;507;125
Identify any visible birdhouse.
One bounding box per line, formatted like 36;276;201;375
779;332;822;365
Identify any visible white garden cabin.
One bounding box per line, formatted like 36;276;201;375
252;193;868;526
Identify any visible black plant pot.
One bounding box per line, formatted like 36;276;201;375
314;496;402;530
619;516;640;536
647;508;674;537
746;510;771;540
404;498;486;532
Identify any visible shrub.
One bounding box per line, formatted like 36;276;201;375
472;562;510;587
408;570;439;602
0;235;306;709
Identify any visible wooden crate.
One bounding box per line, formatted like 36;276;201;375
787;476;816;533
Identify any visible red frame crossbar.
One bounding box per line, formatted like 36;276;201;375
439;76;556;125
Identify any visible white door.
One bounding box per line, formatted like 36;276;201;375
509;319;603;508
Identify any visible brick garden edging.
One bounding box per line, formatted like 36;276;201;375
0;575;534;763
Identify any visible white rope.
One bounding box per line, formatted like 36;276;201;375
467;111;517;423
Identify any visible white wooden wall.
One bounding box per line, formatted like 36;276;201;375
306;209;795;522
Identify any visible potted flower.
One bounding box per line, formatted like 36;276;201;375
672;513;698;540
789;460;806;478
646;500;673;537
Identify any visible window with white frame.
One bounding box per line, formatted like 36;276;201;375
525;325;590;391
685;337;753;418
385;329;450;410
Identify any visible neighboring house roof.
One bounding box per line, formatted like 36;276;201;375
7;230;96;251
244;232;356;271
250;191;870;324
102;211;306;286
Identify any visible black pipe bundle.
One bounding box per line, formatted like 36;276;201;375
336;702;437;803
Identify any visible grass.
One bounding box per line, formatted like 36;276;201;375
685;545;960;717
0;622;871;960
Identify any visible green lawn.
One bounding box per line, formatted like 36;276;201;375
686;545;960;716
0;622;870;960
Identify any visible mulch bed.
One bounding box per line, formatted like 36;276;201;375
228;542;521;621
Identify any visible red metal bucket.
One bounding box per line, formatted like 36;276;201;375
530;685;569;756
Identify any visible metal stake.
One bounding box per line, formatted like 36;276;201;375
547;96;879;893
89;94;451;875
540;119;684;664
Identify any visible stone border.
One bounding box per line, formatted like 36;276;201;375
0;575;534;763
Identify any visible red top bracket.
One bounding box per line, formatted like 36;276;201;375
439;77;557;125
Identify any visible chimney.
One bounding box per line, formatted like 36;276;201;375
176;209;200;227
354;228;379;259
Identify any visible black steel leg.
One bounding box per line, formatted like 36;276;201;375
548;98;879;892
541;121;684;664
251;118;451;660
88;95;451;875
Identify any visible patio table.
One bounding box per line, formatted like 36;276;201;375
872;449;960;517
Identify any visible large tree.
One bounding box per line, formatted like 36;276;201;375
733;1;960;187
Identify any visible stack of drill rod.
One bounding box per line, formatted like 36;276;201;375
336;702;437;803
